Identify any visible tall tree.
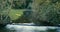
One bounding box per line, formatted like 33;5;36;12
0;0;12;26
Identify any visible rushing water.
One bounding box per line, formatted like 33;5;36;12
0;23;60;32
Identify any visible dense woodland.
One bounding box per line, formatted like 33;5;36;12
0;0;60;26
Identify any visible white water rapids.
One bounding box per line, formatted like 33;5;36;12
3;23;60;32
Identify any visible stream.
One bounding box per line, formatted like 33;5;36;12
0;23;60;32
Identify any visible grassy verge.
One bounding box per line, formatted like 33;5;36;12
9;9;24;20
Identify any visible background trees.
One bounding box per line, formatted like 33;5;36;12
0;0;13;26
12;0;32;9
31;0;60;26
0;0;60;26
10;0;60;26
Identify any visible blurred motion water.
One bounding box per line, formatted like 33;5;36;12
0;23;60;32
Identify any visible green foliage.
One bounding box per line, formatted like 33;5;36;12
9;9;23;20
12;0;32;9
31;0;60;26
12;11;32;23
9;9;31;23
0;0;12;13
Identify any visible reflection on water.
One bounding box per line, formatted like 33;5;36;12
0;24;60;32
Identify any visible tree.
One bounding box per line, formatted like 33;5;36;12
31;0;60;26
12;0;32;9
0;0;12;26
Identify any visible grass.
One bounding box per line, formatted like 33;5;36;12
9;9;24;20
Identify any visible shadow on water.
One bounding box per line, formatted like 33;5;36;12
0;26;15;32
0;27;8;32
